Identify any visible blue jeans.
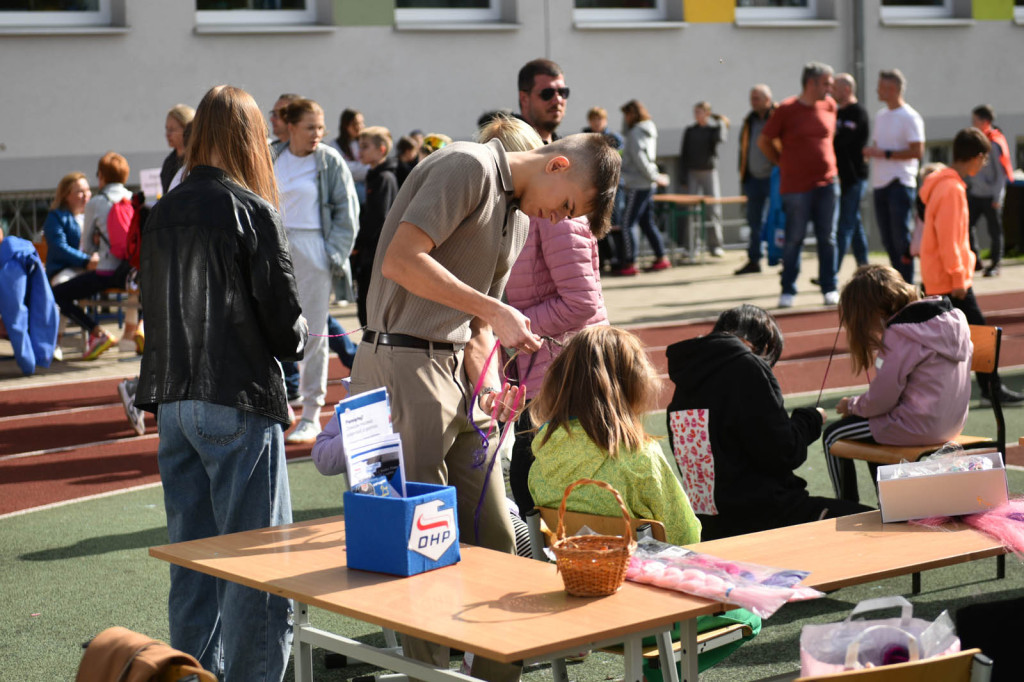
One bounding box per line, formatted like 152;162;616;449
157;400;293;682
836;179;869;268
614;186;665;265
743;176;771;262
873;180;916;283
780;183;838;296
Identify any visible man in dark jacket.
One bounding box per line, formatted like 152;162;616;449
665;305;869;540
833;73;870;270
735;84;775;275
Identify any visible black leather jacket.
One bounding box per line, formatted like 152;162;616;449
136;166;307;425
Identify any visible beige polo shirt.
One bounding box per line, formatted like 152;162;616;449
366;139;529;344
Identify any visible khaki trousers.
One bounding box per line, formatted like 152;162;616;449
350;341;520;682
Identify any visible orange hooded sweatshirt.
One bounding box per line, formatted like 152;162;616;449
919;167;976;295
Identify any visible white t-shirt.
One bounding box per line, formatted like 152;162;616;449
872;103;925;189
275;148;320;230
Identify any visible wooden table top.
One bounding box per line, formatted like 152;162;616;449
653;194;747;206
150;511;1004;661
689;511;1005;593
149;515;721;663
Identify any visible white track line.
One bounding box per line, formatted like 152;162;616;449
0;402;121;424
0;454;315;519
0;434;159;462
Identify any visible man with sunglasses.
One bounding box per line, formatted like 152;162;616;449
517;58;569;144
268;92;300;147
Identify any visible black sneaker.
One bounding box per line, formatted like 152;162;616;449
983;265;1000;278
734;260;762;275
980;385;1024;407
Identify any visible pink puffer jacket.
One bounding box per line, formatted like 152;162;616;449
504;215;608;399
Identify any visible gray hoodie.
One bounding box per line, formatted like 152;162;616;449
621;119;662;191
966;140;1007;203
81;183;132;274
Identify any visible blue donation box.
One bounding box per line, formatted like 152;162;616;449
344;482;461;576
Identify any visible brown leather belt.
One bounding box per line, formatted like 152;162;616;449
363;330;456;351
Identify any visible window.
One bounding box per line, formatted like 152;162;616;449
735;0;817;22
880;0;953;20
395;0;501;23
926;142;951;166
574;0;666;23
0;0;111;26
1016;0;1024;22
196;0;316;26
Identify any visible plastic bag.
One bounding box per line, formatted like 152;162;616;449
800;596;960;675
624;538;823;618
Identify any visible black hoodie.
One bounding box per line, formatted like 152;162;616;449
665;332;823;539
355;155;400;267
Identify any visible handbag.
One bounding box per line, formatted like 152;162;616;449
799;596;960;675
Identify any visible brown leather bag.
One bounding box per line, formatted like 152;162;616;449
75;626;217;682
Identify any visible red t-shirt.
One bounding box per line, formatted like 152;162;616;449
760;96;837;194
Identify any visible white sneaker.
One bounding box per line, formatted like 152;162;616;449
823;290;840;306
709;247;725;258
778;293;795;309
287;418;321;444
118;379;146;436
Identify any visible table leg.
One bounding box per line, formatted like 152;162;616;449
294;601;314;682
550;657;568;682
677;619;698;682
655;629;680;682
622;636;644;682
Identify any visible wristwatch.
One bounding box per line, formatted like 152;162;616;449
884;150;893;159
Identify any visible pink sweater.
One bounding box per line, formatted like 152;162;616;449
504;216;608;399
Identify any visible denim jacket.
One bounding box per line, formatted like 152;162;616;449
273;142;360;300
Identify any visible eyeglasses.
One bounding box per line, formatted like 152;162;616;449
537;87;570;101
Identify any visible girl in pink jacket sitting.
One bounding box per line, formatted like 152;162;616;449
822;264;972;502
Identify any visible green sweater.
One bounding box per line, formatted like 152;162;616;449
528;421;701;546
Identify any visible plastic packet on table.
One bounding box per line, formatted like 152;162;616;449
624;537;824;619
890;442;994;479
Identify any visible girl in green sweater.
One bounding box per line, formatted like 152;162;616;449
527;326;701;546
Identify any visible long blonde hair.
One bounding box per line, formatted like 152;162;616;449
530;326;660;458
185;85;278;207
839;264;920;374
51;172;87;210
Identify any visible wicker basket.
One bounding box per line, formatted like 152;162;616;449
550;478;637;597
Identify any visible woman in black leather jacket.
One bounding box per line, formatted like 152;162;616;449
136;84;307;682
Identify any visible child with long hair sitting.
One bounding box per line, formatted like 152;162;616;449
823;264;973;501
527;325;700;546
528;325;759;675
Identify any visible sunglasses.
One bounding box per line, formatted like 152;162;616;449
537;87;570;101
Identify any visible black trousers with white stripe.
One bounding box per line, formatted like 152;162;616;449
823;415;879;502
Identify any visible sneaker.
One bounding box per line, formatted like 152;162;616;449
117;338;137;353
52;346;63;362
83;332;115;361
118;379;146;436
287;418;321;443
734;260;762;275
823;291;840;306
810;277;821;287
286;404;297;426
645;257;671;272
612;265;638;277
778;293;795;309
288;394;303;408
709;247;725;258
983;265;1000;278
980;385;1024;407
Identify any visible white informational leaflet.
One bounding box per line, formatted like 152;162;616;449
335;387;405;496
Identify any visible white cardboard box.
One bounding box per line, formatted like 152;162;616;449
877;450;1009;523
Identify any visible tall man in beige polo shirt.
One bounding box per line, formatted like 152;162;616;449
348;133;619;681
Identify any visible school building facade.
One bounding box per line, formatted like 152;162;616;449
3;0;1023;245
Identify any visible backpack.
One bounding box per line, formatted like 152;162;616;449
125;192;148;270
105;192;135;262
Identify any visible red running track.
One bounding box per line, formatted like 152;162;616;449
3;291;1022;516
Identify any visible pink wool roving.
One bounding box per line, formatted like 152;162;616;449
911;498;1024;557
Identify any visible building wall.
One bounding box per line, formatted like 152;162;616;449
2;0;1022;199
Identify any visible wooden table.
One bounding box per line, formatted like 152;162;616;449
652;194;746;263
150;515;721;682
150;511;1006;682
